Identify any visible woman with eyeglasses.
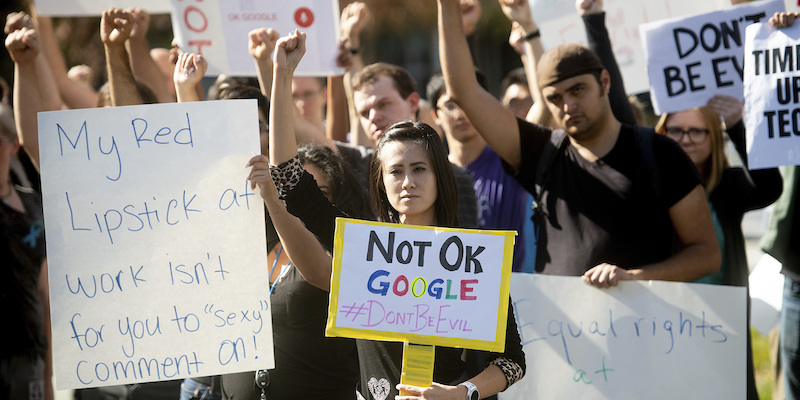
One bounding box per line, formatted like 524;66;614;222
656;101;782;286
656;99;782;400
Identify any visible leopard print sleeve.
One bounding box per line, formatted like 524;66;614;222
490;356;525;390
269;156;304;199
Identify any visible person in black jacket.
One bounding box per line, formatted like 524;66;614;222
656;100;783;400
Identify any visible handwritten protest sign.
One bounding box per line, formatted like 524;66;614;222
170;0;342;77
744;22;800;169
640;0;784;115
35;0;171;16
500;274;747;400
38;100;272;389
326;219;515;352
529;0;728;95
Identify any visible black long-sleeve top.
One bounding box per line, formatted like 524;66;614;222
704;120;783;286
281;168;525;398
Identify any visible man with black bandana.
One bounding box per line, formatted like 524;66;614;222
436;0;720;287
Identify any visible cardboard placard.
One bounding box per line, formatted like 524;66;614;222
35;0;170;16
170;0;342;77
530;0;729;95
38;100;272;389
640;0;784;115
326;218;515;352
500;274;747;399
744;21;800;169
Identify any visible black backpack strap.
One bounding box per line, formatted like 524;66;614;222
533;129;567;208
531;129;568;240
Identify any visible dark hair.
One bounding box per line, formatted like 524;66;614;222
96;80;159;107
207;75;260;100
213;84;270;121
369;121;458;227
500;67;528;97
353;63;417;100
298;145;373;219
426;68;488;109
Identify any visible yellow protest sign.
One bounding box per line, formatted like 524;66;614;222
326;218;515;352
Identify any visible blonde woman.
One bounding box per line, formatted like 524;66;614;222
656;99;782;400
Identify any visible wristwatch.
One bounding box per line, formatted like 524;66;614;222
461;381;480;400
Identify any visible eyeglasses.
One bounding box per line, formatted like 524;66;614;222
665;127;709;144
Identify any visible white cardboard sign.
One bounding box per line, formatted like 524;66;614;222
744;22;800;169
38;100;272;389
640;0;784;115
530;0;729;95
327;219;515;352
500;274;747;400
35;0;171;16
170;0;343;77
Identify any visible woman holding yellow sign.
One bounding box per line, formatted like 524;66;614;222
247;30;525;400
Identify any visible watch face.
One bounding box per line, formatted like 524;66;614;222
463;382;479;400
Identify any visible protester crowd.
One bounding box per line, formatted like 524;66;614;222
2;0;798;399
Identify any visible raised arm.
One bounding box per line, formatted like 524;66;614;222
126;8;174;103
248;155;335;290
461;0;482;36
6;26;45;169
326;2;372;144
252;31;349;288
707;95;783;210
577;0;637;125
326;76;349;142
173;52;207;102
502;2;552;127
325;3;370;143
339;2;370;147
249;27;331;151
438;0;522;167
101;8;141;106
270;31;307;165
6;12;63;114
248;27;279;99
29;8;97;109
